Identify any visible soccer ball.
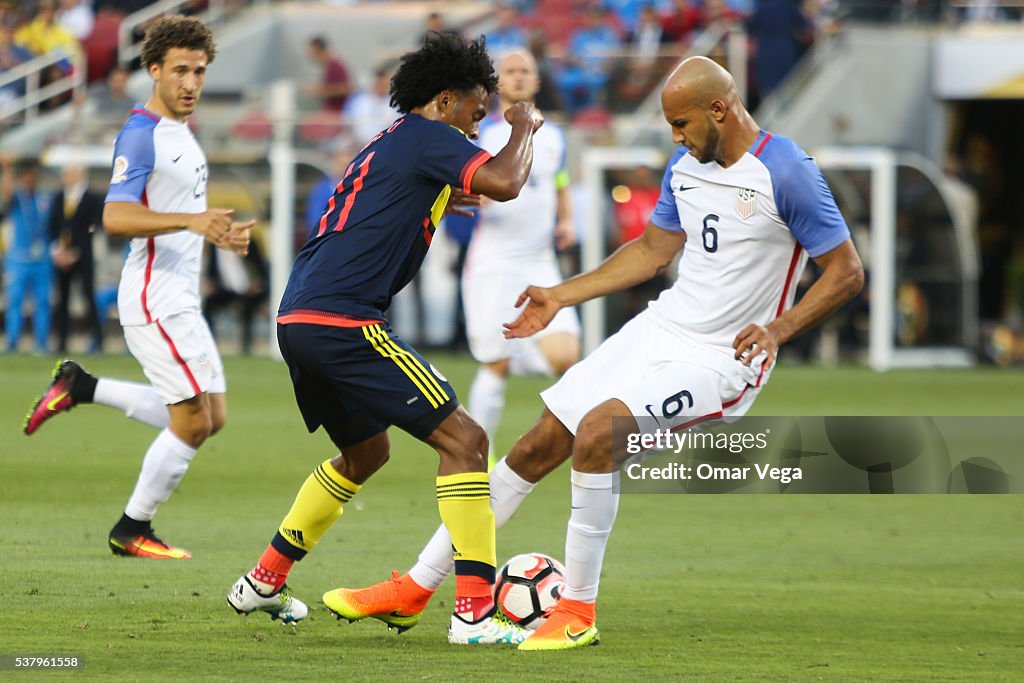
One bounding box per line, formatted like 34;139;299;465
494;552;565;629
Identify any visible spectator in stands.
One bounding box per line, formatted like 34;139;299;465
14;0;80;63
558;3;621;113
83;63;133;132
344;65;398;143
704;0;742;30
49;163;104;353
420;12;463;44
527;31;566;113
628;3;666;67
605;0;662;37
1;154;54;353
660;0;704;44
14;0;80;110
749;0;813;101
0;24;33;107
57;0;95;42
306;36;351;112
486;3;528;55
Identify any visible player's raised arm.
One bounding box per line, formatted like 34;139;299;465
504;222;685;338
733;238;863;370
469;101;543;202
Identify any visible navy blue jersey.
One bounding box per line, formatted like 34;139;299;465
279;114;491;322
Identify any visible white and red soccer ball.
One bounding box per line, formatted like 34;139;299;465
494;552;566;629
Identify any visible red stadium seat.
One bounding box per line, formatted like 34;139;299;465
231;111;273;141
298;110;345;144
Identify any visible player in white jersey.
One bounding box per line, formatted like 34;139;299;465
329;56;864;649
24;17;253;561
462;49;580;457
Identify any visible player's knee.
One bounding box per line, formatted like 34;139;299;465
177;414;212;448
209;410;227;436
446;420;489;471
573;411;615;472
506;411;573;482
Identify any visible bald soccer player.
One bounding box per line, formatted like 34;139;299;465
461;49;580;463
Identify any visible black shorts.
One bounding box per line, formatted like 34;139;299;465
277;321;458;448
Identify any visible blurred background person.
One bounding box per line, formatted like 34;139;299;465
2;154;54;354
749;0;814;103
56;0;95;42
486;3;528;55
82;64;134;135
306;35;351;113
203;232;269;356
344;64;398;143
49;163;104;353
557;3;621;113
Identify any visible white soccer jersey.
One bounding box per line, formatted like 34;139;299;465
106;107;208;326
646;131;849;374
468;112;567;263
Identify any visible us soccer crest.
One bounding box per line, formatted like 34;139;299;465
737;188;756;219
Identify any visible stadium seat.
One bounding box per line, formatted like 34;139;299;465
230;111;273;141
82;9;123;83
298;110;345;145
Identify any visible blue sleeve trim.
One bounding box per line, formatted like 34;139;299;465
758;135;850;258
105;113;157;205
649;147;688;232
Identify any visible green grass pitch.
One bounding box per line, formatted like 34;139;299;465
1;354;1022;681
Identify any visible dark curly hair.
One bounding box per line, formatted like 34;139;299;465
140;16;217;68
390;33;497;114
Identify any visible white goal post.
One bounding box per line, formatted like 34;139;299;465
814;146;978;371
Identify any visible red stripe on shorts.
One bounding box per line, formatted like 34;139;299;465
155;320;201;396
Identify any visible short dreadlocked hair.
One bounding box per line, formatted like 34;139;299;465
390;33;498;114
140;16;217;69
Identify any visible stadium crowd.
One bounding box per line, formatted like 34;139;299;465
1;0;1022;360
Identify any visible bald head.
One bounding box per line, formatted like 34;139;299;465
662;56;737;110
496;49;540;105
661;56;758;166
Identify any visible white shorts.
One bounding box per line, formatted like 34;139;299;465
541;311;763;436
462;256;580;364
123;310;225;404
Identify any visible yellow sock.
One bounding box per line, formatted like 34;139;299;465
436;472;495;582
277;460;361;553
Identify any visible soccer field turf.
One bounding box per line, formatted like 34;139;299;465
2;354;1021;681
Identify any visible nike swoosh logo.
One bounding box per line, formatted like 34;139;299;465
46;391;69;411
566;626;593;642
678;185;698;192
644;404;661;423
172;154;183;163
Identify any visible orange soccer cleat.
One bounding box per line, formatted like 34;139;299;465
322;571;432;633
108;529;192;560
517;597;600;651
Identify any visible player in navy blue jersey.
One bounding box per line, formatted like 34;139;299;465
229;32;544;645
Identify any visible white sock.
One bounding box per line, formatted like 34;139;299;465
94;378;169;429
467;367;506;442
561;469;619;602
124;429;198;522
509;341;554;377
408;457;535;590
